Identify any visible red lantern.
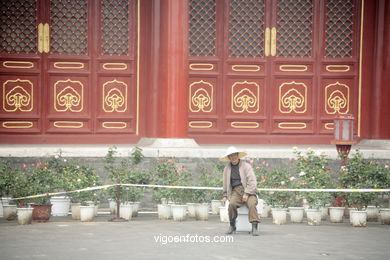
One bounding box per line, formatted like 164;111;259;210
331;114;355;166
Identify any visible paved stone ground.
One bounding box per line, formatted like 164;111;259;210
1;213;389;260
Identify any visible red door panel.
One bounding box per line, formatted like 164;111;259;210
0;0;139;142
188;76;220;134
188;0;361;143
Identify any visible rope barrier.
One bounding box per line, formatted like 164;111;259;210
10;183;390;201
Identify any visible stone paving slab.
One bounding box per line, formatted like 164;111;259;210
1;213;389;260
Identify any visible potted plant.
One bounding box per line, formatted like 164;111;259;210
104;146;150;221
339;151;379;227
327;193;345;223
379;164;390;224
0;158;19;219
285;160;306;223
9;167;35;224
260;167;294;225
60;160;100;221
287;191;305;223
293;148;333;225
254;160;272;218
17;160;64;222
152;158;193;220
198;163;223;215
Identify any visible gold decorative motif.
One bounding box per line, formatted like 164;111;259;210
2;121;33;129
189;80;213;113
103;80;128;113
38;23;44;53
232;81;259;113
54;62;84;69
53;121;83;128
3;61;34;69
325;82;349;114
102;122;127;129
54;79;83;112
326;65;350;72
43;23;50;53
278;122;307;129
271;27;277;56
279;65;308;72
324;123;334;130
189;121;213;128
3;79;33;112
102;63;128;70
279;81;307;114
189;63;214;71
265;27;270;56
232;65;261;72
231;122;259;128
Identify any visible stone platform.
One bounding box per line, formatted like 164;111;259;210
0;138;389;160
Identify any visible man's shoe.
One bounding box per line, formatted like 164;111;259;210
251;222;259;236
226;220;236;234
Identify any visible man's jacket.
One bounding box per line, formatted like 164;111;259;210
223;160;258;198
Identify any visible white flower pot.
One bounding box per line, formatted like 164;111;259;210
17;208;33;225
108;199;116;214
0;197;12;217
71;203;81;220
329;207;345;223
306;209;322;226
195;203;209;221
256;199;264;217
350;210;367;227
186;203;196;218
3;205;17;220
168;202;175;217
320;207;328;220
50;196;71;216
288;207;304;223
347;208;357;223
379;208;390;225
85;201;99;217
130;202;140;217
271;208;287;225
119;204;133;220
80;205;95;222
171;205;187;221
219;206;229;223
365;206;379;222
158;204;171;220
261;205;271;218
211;200;223;215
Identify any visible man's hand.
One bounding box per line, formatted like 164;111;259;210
242;194;249;202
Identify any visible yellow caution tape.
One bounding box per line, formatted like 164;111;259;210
9;184;390;200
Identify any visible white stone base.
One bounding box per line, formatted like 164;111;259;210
137;138;199;148
0;139;389;159
236;205;252;232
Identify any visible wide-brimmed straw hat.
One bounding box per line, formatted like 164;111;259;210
219;146;247;162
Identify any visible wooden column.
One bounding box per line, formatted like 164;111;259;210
372;0;390;139
158;0;189;138
379;0;390;138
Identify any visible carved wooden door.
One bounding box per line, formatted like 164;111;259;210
0;0;138;143
0;0;42;134
188;0;360;143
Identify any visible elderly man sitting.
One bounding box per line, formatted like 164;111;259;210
221;146;260;236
